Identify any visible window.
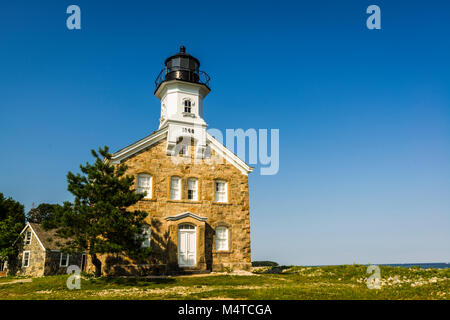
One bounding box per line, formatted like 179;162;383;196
187;178;198;201
170;176;181;200
215;226;229;251
22;251;30;268
60;253;69;267
24;230;32;245
179;223;195;230
0;260;6;272
215;181;228;203
184;100;191;113
137;174;152;199
179;144;188;156
140;225;151;248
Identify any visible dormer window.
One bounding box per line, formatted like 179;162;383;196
184;100;192;113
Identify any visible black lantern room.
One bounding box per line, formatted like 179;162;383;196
155;46;210;92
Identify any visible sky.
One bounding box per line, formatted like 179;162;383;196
0;0;449;265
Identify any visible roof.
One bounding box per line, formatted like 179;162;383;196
164;45;201;67
18;222;73;251
111;127;254;175
165;212;208;222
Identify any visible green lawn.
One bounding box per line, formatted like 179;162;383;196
0;265;448;300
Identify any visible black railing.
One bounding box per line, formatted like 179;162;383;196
154;67;210;91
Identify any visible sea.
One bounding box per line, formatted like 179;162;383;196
378;263;449;269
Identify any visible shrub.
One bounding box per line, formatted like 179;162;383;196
252;261;279;267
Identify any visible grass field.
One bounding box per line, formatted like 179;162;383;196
0;265;448;300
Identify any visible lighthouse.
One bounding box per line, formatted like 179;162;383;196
106;46;252;275
154;46;211;158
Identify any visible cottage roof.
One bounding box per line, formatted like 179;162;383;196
17;222;73;251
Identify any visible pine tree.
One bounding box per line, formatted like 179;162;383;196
44;146;150;277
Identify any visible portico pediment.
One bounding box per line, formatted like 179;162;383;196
164;211;208;222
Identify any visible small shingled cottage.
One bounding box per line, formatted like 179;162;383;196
8;222;85;277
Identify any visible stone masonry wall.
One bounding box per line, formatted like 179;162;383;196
44;252;84;275
14;227;46;277
91;137;251;275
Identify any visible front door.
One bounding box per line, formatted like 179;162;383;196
178;224;196;267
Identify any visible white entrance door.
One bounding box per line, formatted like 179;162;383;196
178;224;196;267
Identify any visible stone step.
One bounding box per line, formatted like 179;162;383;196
178;269;211;276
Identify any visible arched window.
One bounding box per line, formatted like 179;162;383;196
170;176;181;200
137;174;152;199
179;223;195;230
215;226;229;251
187;178;198;201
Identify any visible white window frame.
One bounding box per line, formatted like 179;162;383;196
140;225;151;248
215;226;229;251
215;180;228;203
137;173;152;199
24;230;32;245
0;260;7;272
170;176;181;200
59;253;69;267
184;99;192;113
187;178;198;201
22;251;30;268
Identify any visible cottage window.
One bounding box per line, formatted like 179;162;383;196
140;225;151;248
0;260;6;272
60;253;69;267
187;178;198;201
24;230;32;245
215;226;229;251
215;181;228;203
22;251;30;268
137;174;152;199
170;176;181;200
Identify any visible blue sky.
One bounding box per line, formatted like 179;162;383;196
1;0;449;265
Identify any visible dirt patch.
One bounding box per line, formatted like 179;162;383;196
0;279;32;286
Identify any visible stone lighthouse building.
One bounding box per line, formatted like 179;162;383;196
92;47;253;274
